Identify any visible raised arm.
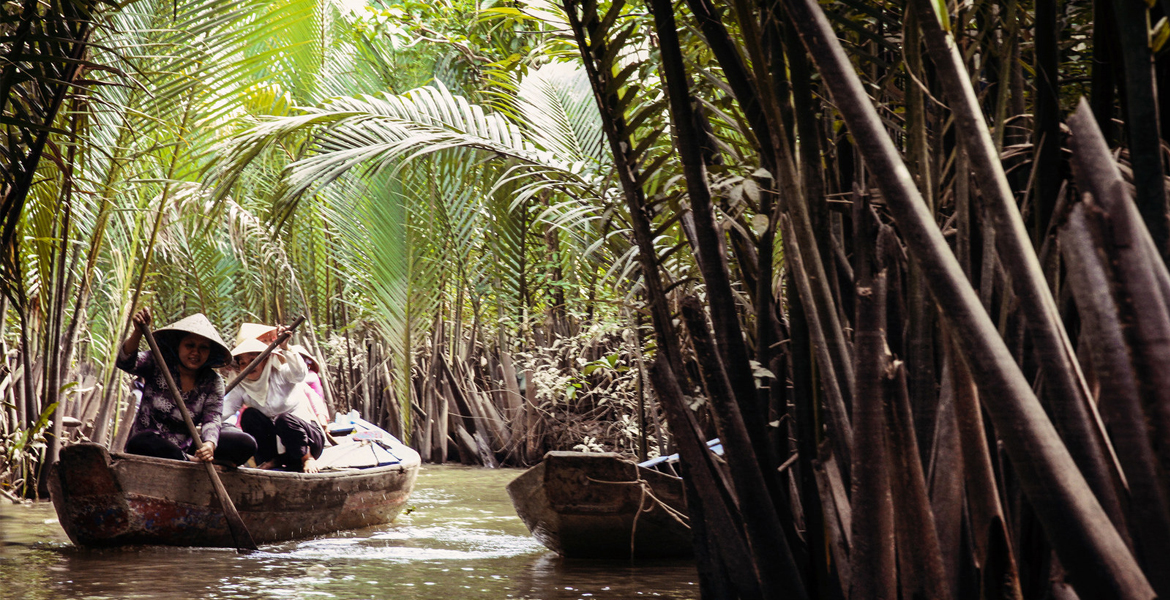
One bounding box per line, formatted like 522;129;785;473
119;308;151;359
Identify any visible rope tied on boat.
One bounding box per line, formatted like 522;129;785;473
585;475;690;557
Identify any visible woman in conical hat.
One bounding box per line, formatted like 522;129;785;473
117;308;256;465
224;325;325;473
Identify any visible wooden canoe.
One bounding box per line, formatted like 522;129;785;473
506;451;691;559
48;436;420;548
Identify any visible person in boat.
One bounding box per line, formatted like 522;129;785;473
117;308;257;465
224;328;325;473
289;343;331;425
219;322;279;427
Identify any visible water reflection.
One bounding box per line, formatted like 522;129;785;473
514;553;699;599
1;465;697;600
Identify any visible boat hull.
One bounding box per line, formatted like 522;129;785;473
506;451;691;559
48;443;419;548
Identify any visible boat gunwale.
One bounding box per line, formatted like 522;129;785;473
99;444;421;481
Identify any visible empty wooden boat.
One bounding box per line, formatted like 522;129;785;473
506;451;691;559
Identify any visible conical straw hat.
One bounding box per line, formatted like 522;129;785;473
231;337;269;357
233;322;277;347
230;337;288;366
154;313;232;368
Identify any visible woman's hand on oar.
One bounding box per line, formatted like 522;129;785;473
193;441;216;462
122;308;151;357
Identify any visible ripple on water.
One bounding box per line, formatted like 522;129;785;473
285;526;543;562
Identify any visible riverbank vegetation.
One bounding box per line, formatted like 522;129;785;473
3;0;1170;597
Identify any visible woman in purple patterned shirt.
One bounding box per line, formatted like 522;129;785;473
117;308;255;465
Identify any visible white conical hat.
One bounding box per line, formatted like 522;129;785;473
154;313;232;368
230;337;286;364
231;337;269;357
233;322;278;347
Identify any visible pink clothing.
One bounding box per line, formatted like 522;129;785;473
305;371;325;400
302;371;330;425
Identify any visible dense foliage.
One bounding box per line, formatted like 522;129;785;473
4;0;1170;598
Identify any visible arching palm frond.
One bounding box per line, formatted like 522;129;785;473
309;168;447;439
210;82;598;225
0;0;115;315
515;61;608;165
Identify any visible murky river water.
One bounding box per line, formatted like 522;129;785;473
0;464;698;599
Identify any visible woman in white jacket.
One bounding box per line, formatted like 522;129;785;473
224;329;325;473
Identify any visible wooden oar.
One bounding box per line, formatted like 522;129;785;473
139;323;259;552
224;315;307;395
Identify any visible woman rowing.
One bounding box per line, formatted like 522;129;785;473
117;308;256;465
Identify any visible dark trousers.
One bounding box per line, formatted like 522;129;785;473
126;427;256;466
240;408;324;472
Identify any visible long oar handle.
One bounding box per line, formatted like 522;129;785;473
224;315;307;395
138;322;258;552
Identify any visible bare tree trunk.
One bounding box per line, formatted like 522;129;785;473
850;270;896;600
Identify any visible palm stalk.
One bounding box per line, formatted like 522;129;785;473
561;0;686;382
650;0;788;509
908;0;1127;537
684;0;855;405
1061;199;1170;593
1067;101;1170;487
951;332;1020;595
902;6;939;452
679;296;806;600
43;102;82;468
850;269;896;599
92;96;198;446
781;0;1151;595
782;214;853;474
1032;0;1061;243
647;358;765;600
1110;0;1170;260
1067;102;1170;596
885;358;951;599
